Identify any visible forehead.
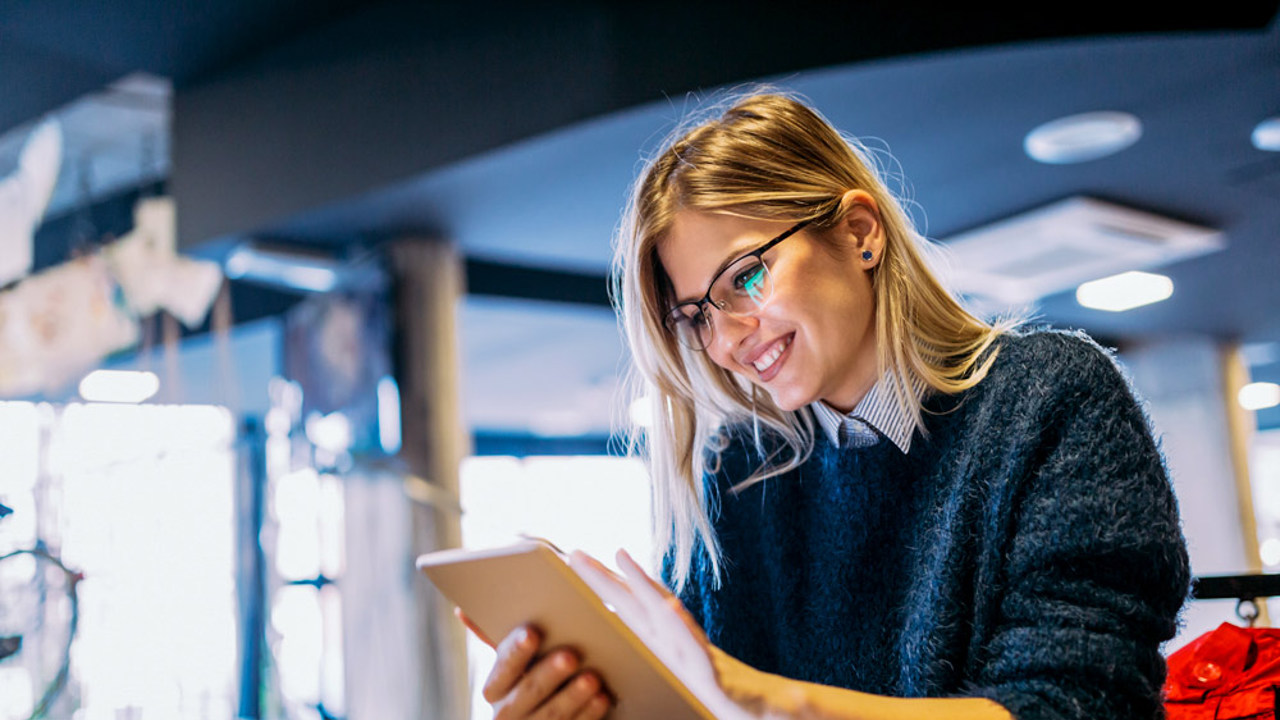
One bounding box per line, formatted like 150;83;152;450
657;211;790;301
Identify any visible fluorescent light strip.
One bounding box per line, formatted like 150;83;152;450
224;245;339;293
79;370;160;404
1075;271;1173;312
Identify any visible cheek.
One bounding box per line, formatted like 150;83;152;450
704;342;739;374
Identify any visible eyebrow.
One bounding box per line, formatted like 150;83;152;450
673;241;762;306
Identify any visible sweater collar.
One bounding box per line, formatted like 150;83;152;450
810;373;924;453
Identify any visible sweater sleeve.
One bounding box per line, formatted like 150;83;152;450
967;334;1191;720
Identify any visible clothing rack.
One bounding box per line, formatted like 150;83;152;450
1192;574;1280;626
1192;574;1280;601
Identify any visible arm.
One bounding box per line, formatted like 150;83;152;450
711;647;1012;720
956;337;1190;719
576;550;1013;720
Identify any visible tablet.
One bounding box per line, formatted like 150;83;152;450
417;541;716;720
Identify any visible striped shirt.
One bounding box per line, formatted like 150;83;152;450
809;373;925;453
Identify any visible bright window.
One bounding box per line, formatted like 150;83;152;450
0;401;237;720
459;455;653;720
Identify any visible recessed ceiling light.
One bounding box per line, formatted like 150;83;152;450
1076;271;1173;312
1252;117;1280;152
1239;382;1280;411
1025;111;1142;164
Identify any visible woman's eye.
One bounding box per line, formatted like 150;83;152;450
733;263;767;295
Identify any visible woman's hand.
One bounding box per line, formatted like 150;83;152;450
569;550;806;719
456;610;611;720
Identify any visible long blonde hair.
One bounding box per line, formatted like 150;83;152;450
613;92;1013;592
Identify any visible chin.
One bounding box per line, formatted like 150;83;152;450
764;387;811;413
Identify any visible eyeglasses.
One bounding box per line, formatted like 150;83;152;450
663;219;811;350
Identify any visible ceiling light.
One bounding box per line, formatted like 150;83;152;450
1075;271;1172;312
1239;382;1280;411
1252;117;1280;152
944;197;1220;305
79;370;160;403
1025;111;1142;164
224;244;339;293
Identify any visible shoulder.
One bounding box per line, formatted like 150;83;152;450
935;327;1154;447
981;327;1131;400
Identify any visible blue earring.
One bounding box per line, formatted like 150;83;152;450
861;250;873;261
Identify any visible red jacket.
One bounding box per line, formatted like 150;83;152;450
1166;622;1280;719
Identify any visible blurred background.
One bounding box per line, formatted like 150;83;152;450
0;2;1278;718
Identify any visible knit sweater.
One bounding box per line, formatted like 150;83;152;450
671;330;1191;720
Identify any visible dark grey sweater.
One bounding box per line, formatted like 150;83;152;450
672;330;1190;720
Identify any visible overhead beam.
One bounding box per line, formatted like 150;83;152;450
171;1;1280;250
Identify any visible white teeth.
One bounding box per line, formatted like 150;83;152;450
752;336;791;373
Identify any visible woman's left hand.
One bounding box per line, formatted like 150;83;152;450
569;549;805;719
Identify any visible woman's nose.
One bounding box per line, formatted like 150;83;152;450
707;309;759;363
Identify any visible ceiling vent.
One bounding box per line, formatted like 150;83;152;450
940;196;1224;305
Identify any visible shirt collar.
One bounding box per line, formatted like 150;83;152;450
810;372;925;454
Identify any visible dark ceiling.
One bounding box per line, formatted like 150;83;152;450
2;1;1279;432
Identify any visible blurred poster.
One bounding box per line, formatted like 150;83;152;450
283;291;392;455
0;255;139;396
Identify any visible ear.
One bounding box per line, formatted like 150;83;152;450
836;189;885;269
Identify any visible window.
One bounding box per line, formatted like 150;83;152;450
459;455;652;720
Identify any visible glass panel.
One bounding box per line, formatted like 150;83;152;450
459;455;653;720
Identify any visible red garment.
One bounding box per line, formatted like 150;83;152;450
1165;622;1280;719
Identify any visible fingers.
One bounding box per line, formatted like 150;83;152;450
615;550;709;644
569;686;612;720
530;667;609;720
455;607;496;648
615;549;659;589
483;626;541;703
616;549;673;606
570;551;649;628
495;649;581;719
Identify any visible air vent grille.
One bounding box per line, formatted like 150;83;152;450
942;197;1224;304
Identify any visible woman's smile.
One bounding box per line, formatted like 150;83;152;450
744;332;793;380
658;207;883;412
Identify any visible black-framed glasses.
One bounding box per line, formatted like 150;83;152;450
663;219;811;350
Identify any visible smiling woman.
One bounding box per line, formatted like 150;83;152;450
472;92;1191;720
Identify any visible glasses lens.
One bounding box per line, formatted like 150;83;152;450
711;256;773;315
665;305;712;350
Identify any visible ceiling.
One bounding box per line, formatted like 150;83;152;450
1;2;1278;434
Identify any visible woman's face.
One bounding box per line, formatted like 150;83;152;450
657;198;883;413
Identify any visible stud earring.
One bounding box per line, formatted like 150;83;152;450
861;250;873;261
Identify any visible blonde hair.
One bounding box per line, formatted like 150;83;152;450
612;92;1014;592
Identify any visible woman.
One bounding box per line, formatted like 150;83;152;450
476;93;1190;720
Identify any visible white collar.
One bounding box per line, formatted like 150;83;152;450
809;372;925;453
